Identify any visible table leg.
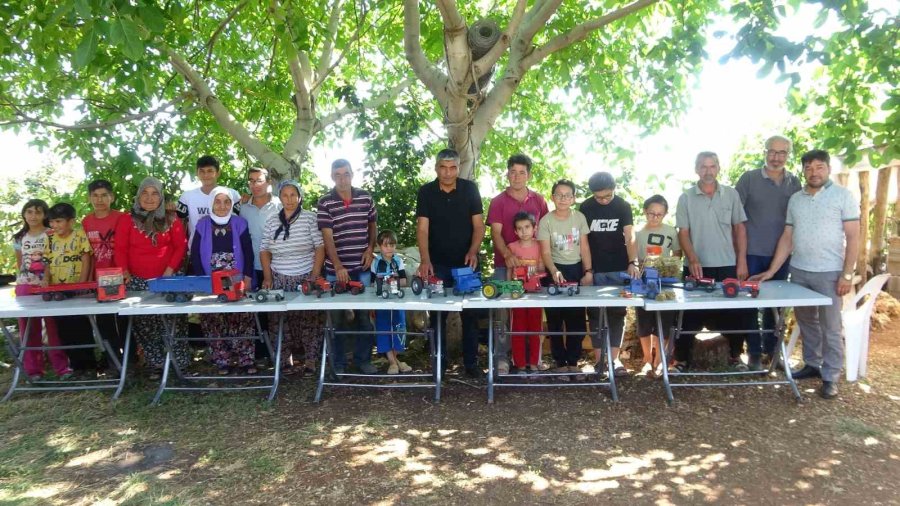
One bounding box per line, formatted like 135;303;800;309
113;316;133;400
151;316;178;405
487;309;495;404
657;311;675;404
602;309;618;402
314;312;331;403
267;314;284;402
771;308;801;401
435;315;442;401
1;319;29;402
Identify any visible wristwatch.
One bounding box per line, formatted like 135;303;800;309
629;260;639;267
584;268;594;275
842;272;853;281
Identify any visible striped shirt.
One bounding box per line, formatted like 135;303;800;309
260;210;323;276
316;187;377;276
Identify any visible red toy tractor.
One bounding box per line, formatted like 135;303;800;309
300;277;335;298
512;265;547;293
333;280;366;295
722;278;760;298
683;276;717;293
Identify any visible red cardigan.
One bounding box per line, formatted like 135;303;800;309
114;214;187;279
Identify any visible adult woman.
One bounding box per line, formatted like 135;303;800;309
190;187;256;374
114;177;190;374
260;180;325;374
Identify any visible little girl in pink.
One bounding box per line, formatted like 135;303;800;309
507;212;545;372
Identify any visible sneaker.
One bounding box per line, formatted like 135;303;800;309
668;362;687;374
820;380;838;399
791;364;821;380
358;363;378;375
654;363;665;378
613;360;628;377
729;358;749;372
748;354;763;371
398;362;412;373
640;362;654;377
27;374;42;383
387;363;400;375
497;360;510;375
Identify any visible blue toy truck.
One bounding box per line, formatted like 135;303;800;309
148;269;246;303
450;267;483;296
619;267;678;299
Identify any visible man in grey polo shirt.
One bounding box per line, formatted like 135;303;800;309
751;150;859;399
241;167;282;290
673;151;755;372
736;135;802;368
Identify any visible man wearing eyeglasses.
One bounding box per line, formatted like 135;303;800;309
735;135;802;370
580;171;638;376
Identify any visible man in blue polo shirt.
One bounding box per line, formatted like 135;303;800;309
318;159;378;374
751;150;859;399
416;148;485;378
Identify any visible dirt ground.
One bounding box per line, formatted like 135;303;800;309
1;323;899;505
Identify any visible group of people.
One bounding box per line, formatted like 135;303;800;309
13;136;858;400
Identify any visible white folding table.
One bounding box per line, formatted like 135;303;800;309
465;285;643;403
118;292;287;404
644;280;832;403
284;292;463;402
0;288;139;401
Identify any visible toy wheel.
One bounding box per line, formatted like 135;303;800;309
329;288;335;297
397;288;405;299
350;286;360;295
482;283;497;299
381;290;390;299
218;294;228;303
723;282;738;298
705;284;716;293
548;285;559;295
425;289;433;299
53;292;65;301
275;294;284;301
410;276;423;295
175;293;188;303
256;293;267;303
358;285;365;294
575;286;581;295
42;294;51;302
751;289;759;298
165;293;176;302
567;286;575;296
334;283;345;295
510;291;522;299
684;280;696;291
187;293;194;300
316;290;322;298
301;282;310;295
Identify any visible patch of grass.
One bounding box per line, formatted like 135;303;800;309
833;417;886;439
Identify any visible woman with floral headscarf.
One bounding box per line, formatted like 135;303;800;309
114;177;191;374
260;180;325;375
190;187;256;374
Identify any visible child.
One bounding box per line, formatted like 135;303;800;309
371;230;411;375
634;195;682;377
13;199;72;381
538;180;593;378
46;203;95;372
507;212;544;373
177;155;242;244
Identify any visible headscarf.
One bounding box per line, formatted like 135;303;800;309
208;186;233;226
131;176;173;245
273;179;304;241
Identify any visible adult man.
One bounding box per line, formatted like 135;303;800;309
416;148;485;378
177;155;241;244
486;153;549;374
317;159;378;374
241;167;282;290
751;150;859;399
673;152;754;371
579;172;638;376
736;135;802;368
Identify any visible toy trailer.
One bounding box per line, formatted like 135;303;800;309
33;281;98;301
410;275;445;298
722;278;760;298
450;267;483;296
148;269;245;303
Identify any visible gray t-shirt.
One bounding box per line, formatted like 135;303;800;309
675;182;747;268
537;210;589;266
735;168;802;256
635;224;681;261
786;181;859;272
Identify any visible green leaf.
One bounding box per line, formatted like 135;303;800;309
119;16;145;61
73;26;98;69
74;0;92;18
138;4;167;34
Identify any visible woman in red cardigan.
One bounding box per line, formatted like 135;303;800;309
114;177;191;374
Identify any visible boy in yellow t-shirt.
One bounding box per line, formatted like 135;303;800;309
47;203;96;372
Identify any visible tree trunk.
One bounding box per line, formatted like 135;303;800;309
871;166;892;273
858;170;870;284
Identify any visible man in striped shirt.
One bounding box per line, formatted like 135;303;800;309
317;159;378;374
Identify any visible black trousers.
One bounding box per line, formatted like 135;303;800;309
545;262;586;367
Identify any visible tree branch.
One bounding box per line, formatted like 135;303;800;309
318;76;416;128
522;0;659;68
518;0;563;45
167;48;292;174
314;0;344;88
403;0;449;105
0;96;189;131
435;0;465;28
202;0;250;76
472;0;527;79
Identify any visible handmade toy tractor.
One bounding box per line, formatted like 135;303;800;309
148;269;246;303
450;267;483;296
722;278;760;298
249;288;285;302
481;279;524;299
376;273;405;299
512;265;547;293
410;275;445;298
547;281;580;296
683;275;717;293
333;279;366;295
619;267;680;299
300;277;335;298
33;267;127;302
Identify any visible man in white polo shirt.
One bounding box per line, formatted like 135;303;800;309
751;150;859;399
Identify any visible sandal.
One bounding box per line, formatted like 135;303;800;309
244;366;258;375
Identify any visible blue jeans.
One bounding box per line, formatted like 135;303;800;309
328;270;375;369
746;254;791;356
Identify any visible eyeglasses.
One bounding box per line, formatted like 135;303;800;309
766;150;790;158
645;212;665;218
595;192;614;202
248;178;267;185
553;193;575;200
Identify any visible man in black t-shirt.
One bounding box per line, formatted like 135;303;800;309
416;148;485;378
579;172;639;376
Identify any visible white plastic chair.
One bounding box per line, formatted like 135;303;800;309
785;274;890;381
